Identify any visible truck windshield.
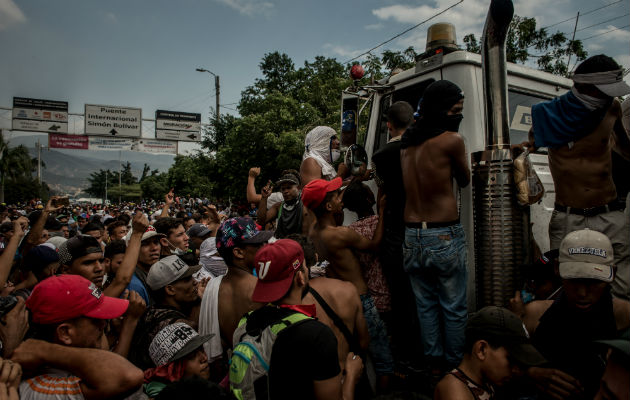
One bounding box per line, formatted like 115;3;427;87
508;89;558;146
373;78;435;152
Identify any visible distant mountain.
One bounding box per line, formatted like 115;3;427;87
6;134;174;195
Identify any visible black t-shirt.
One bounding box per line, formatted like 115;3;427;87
372;140;405;229
269;319;341;400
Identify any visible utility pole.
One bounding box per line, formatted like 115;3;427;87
567;12;580;73
118;150;122;204
37;138;42;184
195;68;220;126
104;170;108;204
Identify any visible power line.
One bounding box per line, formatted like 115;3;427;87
542;0;624;29
578;23;630;41
343;0;463;63
575;13;630;32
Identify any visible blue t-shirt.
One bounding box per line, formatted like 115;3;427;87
126;273;151;305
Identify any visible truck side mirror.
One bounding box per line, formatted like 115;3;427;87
341;95;359;147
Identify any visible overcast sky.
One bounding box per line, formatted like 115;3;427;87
1;0;628;153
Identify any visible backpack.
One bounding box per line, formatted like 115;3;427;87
229;306;312;400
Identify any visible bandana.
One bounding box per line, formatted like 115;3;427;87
401;80;464;149
571;69;624;85
279;303;317;318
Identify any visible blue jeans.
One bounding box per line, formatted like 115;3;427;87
402;223;468;367
360;294;394;374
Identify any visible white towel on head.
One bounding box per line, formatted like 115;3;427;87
198;274;224;363
303;126;337;180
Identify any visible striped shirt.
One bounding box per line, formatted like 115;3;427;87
19;369;84;400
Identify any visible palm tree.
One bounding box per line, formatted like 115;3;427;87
0;135;35;203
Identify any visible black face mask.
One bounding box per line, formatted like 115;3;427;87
443;114;463;133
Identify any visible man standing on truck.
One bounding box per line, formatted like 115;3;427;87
372;100;422;367
527;54;630;301
400;80;471;373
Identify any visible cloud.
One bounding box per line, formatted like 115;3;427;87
580;25;630;42
322;43;368;60
371;0;488;50
215;0;274;17
364;23;384;31
0;0;26;31
104;12;118;24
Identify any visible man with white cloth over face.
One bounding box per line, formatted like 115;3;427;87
300;126;348;186
526;54;630;300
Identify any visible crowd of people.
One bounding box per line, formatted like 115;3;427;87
0;54;628;400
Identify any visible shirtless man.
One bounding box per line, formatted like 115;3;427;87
400;79;470;370
198;217;272;377
302;177;394;382
527;55;630;300
286;233;370;371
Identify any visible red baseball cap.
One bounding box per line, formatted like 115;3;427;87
27;275;129;325
301;177;343;210
252;239;305;303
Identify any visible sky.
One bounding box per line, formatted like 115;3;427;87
1;0;628;154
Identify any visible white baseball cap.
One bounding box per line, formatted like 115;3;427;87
559;229;614;283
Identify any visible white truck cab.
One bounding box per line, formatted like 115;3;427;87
341;14;572;308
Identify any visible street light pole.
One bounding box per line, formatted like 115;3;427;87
195;68;220;124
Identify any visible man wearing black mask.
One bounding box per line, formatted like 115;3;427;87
400;80;471;373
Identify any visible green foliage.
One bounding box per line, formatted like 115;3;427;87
107;184;142;201
166;154;216;198
140;172;169;200
0;136;47;203
464;15;588;76
4;176;49;205
85;169;118;199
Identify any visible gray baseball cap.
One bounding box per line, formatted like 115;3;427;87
149;322;214;366
146;255;200;290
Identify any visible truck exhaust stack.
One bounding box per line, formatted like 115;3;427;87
472;0;528;308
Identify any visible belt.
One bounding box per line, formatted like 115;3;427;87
554;201;625;217
406;219;460;229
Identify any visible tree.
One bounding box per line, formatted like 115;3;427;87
0;135;40;203
139;163;151;182
140;172;169;200
120;162;136;185
464;15;588;76
85;169;118;200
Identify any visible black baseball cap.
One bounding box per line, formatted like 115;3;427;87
58;235;103;266
466;306;546;366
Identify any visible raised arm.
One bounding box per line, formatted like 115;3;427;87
157;189;175;220
247;167;262;203
0;221;24;289
257;181;279;226
26;197;62;246
12;339;144;400
112;290;146;358
103;212;148;298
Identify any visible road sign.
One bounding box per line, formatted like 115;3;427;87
85;104;142;137
132;139;177;155
155;110;201;142
88;137;135;151
12;97;68;134
49;133;88;150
